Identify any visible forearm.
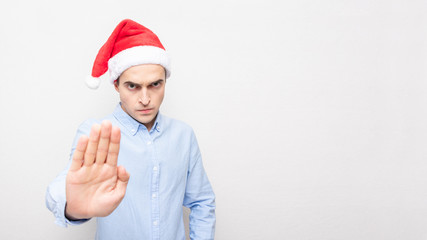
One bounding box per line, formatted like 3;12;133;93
185;129;216;239
46;170;68;227
46;120;95;226
187;191;216;240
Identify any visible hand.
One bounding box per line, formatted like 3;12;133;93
65;120;130;220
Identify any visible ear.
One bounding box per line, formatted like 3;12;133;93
114;80;119;92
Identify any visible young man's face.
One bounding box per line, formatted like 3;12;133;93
114;64;166;131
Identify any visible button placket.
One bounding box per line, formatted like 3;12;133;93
144;131;160;239
151;163;160;239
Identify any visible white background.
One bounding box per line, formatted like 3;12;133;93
0;0;426;239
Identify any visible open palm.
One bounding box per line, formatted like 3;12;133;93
65;120;130;220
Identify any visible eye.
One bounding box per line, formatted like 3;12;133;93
127;83;136;90
151;81;162;87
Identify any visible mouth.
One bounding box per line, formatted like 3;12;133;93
137;108;153;114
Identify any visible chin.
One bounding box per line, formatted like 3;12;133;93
139;119;151;124
137;115;155;124
130;109;158;126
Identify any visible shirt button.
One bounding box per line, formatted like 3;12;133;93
153;221;158;226
153;166;158;171
152;193;157;198
147;141;152;145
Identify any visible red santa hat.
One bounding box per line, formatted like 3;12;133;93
86;19;171;89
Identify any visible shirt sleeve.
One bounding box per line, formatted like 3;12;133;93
183;130;216;240
45;120;95;227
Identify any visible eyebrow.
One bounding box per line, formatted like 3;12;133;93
151;79;164;85
123;81;141;87
123;79;164;87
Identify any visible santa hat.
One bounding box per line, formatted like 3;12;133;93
86;19;171;89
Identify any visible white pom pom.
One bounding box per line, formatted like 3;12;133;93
85;76;101;89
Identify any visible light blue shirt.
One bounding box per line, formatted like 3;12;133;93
46;104;216;240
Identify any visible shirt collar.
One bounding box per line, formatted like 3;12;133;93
113;103;162;135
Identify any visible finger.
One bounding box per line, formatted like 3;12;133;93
115;166;130;198
83;124;101;166
95;120;112;165
70;136;89;171
106;126;121;166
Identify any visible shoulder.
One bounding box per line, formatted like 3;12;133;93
76;112;114;133
77;112;118;132
78;118;102;132
160;114;199;144
161;114;194;134
69;118;100;148
79;118;101;127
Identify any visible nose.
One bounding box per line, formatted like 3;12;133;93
139;88;150;106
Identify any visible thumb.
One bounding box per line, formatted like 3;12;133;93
115;166;130;198
117;165;130;183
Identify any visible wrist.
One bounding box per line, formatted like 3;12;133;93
65;202;89;221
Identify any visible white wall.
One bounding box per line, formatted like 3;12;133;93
1;0;427;239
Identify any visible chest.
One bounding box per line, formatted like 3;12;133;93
117;131;191;188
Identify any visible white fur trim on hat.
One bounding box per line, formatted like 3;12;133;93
107;46;171;83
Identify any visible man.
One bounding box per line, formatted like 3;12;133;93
46;19;216;240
